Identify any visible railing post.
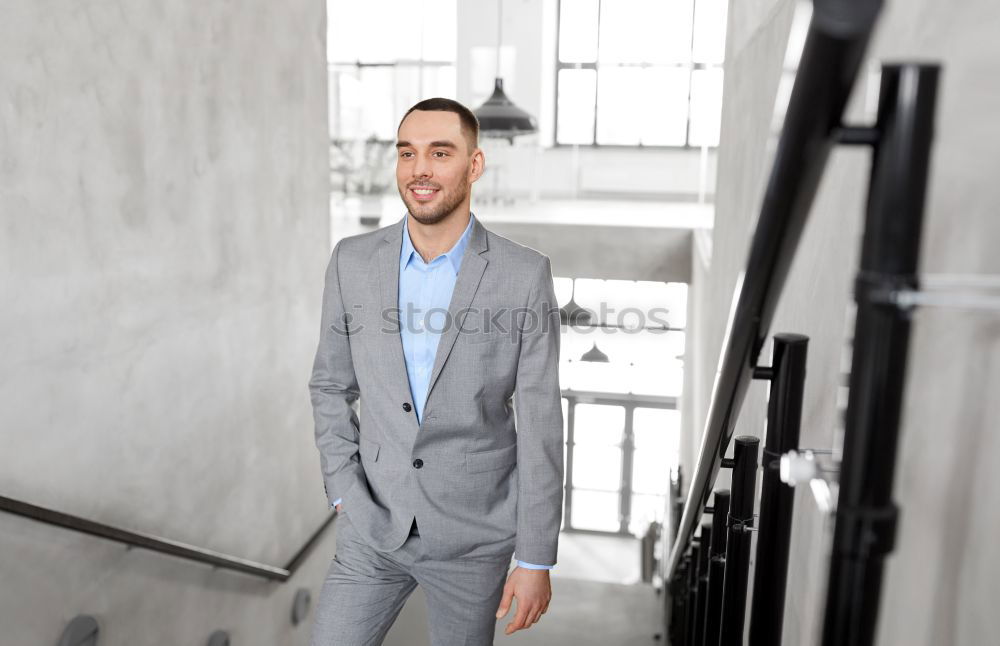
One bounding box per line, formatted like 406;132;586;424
821;63;940;646
672;466;685;542
667;466;685;644
694;523;712;646
686;542;701;646
671;555;690;645
705;490;730;646
749;334;809;645
719;436;759;645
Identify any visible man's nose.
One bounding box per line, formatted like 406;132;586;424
412;153;432;179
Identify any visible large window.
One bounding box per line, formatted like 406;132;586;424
562;398;681;536
555;0;728;147
327;0;457;141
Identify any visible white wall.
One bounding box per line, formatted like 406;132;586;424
688;0;1000;644
0;1;335;643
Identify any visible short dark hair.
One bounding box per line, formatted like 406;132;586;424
399;98;479;152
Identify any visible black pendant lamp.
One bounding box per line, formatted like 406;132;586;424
473;0;538;142
559;281;593;326
580;342;610;363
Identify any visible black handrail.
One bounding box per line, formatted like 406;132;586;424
665;0;884;581
0;494;338;582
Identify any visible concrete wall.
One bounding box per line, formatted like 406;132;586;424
0;1;334;644
687;0;1000;643
488;220;695;283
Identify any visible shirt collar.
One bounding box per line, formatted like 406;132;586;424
400;212;476;275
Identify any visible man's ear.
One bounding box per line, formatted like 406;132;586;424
470;147;486;184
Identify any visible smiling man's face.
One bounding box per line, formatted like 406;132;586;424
395;110;484;226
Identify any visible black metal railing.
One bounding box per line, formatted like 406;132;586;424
666;1;941;645
666;0;886;583
0;494;337;582
749;334;807;645
820;61;939;646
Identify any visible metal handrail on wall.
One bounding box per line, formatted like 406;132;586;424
666;1;941;645
0;494;337;582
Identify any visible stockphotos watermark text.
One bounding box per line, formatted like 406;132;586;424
328;302;672;340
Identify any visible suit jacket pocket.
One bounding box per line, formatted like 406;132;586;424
465;443;517;473
465;329;511;345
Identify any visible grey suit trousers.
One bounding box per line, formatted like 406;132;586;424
310;512;514;646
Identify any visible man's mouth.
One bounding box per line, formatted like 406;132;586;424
409;186;440;201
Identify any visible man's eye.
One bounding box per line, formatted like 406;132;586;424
433;152;448;157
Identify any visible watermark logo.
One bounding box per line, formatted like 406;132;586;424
329;302;673;339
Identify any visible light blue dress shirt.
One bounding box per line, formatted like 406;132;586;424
397;211;474;425
333;212;553;571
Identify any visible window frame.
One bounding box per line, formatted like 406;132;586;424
328;60;457;143
552;0;725;150
561;391;680;537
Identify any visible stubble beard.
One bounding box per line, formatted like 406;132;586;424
401;177;472;226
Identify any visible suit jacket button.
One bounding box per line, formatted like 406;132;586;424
412;458;423;469
402;402;412;412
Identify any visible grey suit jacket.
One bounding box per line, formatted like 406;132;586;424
308;215;564;565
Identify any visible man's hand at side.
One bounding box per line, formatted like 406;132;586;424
495;566;552;635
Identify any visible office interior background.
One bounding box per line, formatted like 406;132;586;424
1;0;997;645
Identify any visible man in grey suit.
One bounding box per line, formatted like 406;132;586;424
309;97;564;645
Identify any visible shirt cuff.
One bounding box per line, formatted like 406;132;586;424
516;560;553;570
331;498;342;509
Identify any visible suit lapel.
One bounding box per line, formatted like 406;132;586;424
377;215;490;429
377;218;419;437
426;219;489;406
